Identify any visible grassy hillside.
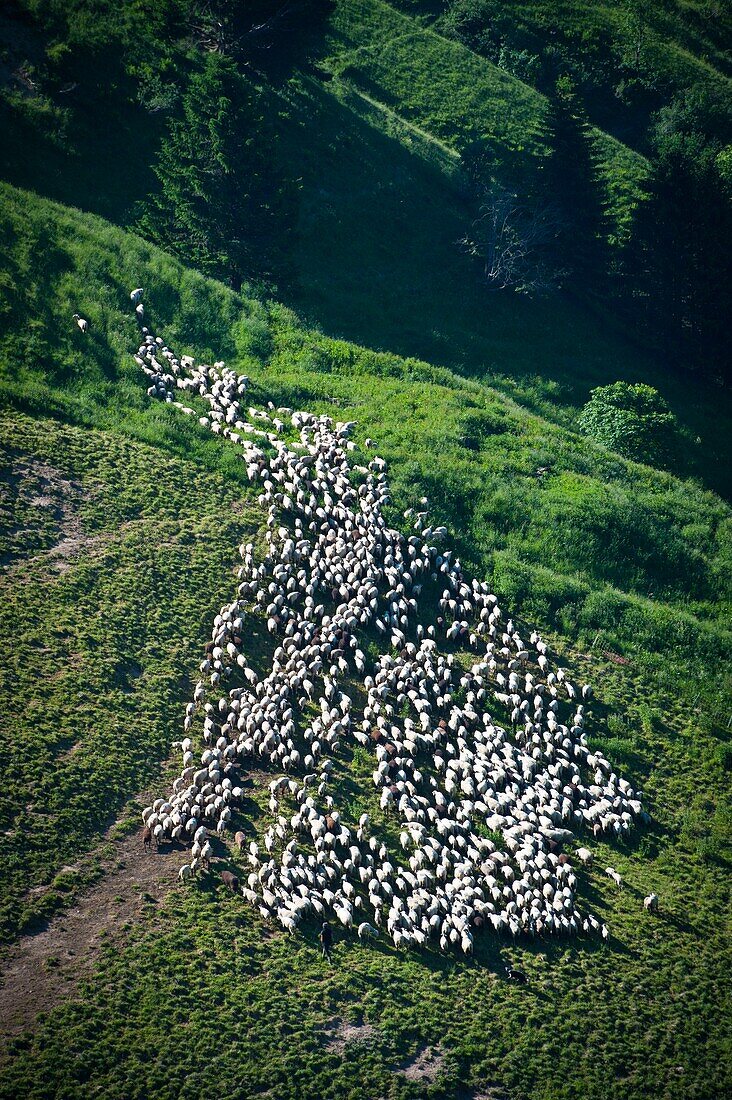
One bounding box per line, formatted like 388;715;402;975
323;0;650;232
0;411;263;940
2;1;731;498
269;72;732;499
0;184;730;1099
2;185;730;668
417;0;732;149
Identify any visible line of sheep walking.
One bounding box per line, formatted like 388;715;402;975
130;290;656;952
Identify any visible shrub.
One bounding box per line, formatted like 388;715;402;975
577;381;682;466
696;836;721;863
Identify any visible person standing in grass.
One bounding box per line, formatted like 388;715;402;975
320;921;333;964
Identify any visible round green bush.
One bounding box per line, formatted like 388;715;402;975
577;381;682;466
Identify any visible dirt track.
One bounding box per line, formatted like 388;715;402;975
0;829;187;1046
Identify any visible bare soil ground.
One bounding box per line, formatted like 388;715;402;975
0;827;187;1047
321;1018;376;1052
0;454;98;572
397;1044;447;1082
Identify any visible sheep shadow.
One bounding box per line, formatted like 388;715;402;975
644;907;697;937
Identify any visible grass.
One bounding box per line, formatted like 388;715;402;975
395;0;732;150
323;0;649;232
0;730;728;1100
1;182;730;703
266;71;732;499
2;3;731;501
0;148;730;1100
0;410;263;939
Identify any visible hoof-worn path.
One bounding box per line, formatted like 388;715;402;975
0;827;187;1048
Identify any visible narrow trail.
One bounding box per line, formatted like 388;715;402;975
0;828;187;1046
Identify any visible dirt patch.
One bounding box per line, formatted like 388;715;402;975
0;827;188;1047
0;454;99;572
259;924;280;940
321;1018;376;1052
49;532;98;572
397;1045;446;1083
603;650;631;667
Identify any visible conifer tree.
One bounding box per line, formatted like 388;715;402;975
627;90;732;382
542;76;609;290
139;53;292;289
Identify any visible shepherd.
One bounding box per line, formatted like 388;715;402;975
320;920;333;964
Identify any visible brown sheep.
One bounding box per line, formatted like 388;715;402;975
221;870;240;893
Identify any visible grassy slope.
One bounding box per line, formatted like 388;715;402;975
2;1;731;498
322;0;650;231
271;73;732;499
510;0;732;82
266;2;732;499
0;183;730;1099
0;412;261;939
2;184;730;660
397;0;732;88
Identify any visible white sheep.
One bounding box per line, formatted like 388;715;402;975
131;319;646;955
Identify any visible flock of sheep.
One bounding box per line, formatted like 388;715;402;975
126;289;657;952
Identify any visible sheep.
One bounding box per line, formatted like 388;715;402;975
644;893;659;913
72;313;88;333
605;867;622;888
131;318;647;955
220;870;240;893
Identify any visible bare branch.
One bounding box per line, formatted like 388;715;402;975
460;187;567;295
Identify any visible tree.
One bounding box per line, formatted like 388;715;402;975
439;0;503;61
577;382;683;466
138;53;293;289
460;186;565;294
542;76;610;291
625;87;732;382
617;0;651;79
459;75;610;298
186;0;333;65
